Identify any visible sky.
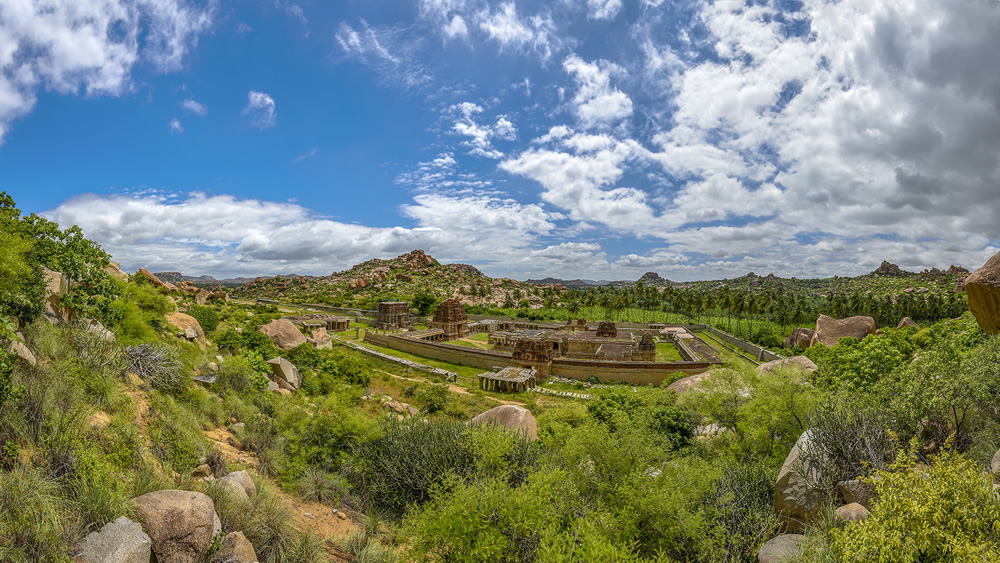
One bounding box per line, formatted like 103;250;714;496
1;0;998;281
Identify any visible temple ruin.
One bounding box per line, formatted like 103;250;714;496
429;298;468;340
376;301;410;329
477;366;537;392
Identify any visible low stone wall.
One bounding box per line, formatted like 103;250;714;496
550;358;710;385
692;325;782;362
363;333;512;371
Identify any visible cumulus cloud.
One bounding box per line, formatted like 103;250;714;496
243;91;276;129
587;0;623;21
0;0;213;142
168;118;183;133
180;98;207;115
448;102;517;159
563;55;633;129
475;3;562;61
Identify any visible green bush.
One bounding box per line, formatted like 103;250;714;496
187;305;219;333
296;466;348;504
0;464;72;562
416;383;448;414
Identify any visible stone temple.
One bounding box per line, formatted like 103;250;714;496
376;301;410;329
429;298;468;340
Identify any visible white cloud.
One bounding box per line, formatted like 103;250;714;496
0;0;213;142
476;3;561;61
587;0;623;21
448;102;517;159
168;118;183;133
275;1;309;37
180;98;207;115
563;55;633;129
335;20;431;88
236;22;253;34
293;147;317;163
243;91;276;129
443;15;469;39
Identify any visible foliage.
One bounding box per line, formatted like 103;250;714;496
805;328;913;389
106;281;174;344
412;292;438;317
0;464;71;562
832;436;1000;561
296;466;348;504
126;342;187;393
215;353;270;393
186;305;219;333
417;383;449;414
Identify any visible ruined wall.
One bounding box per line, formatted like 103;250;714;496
364;333;513;370
692;325;783;362
550;359;711;385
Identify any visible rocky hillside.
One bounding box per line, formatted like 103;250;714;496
231;250;562;307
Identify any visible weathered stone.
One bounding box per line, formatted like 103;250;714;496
775;430;824;533
896;317;919;329
138;267;166;288
757;534;807;563
257;319;307;351
133;489;217;563
163;282;179;293
468;405;538;441
837;479;876;509
835;502;871;524
966;251;1000;334
192;464;212;477
310;327;332;350
266;356;301;390
219;470;256;498
382;400;407;414
6;339;36;366
665;371;711;394
87;321;116;342
218;478;249;502
991;448;1000;474
757;356;818;375
208;531;258;563
195;290;209;306
81;515;152;563
784;327;814;349
810;315;876;348
166;312;206;347
42;267;71;323
104;261;128;280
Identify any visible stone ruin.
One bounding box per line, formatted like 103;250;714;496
512;338;554;379
638;331;656;362
376;301;410;329
596;321;617;338
429;298;468;340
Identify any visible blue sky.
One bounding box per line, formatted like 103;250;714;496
1;0;998;280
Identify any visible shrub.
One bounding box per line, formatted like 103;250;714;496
296;466;348;504
832;437;1000;561
416;383;448;414
214;354;269;394
126;343;187;394
801;394;895;490
187;305;219;333
0;464;71;561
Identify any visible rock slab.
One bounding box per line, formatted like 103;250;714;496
774;430;824;533
209;531;258;563
966;251;1000;334
219;470;257;498
758;534;807;563
469;405;538;441
266;356;301;390
81;516;152;563
166;312;206;347
810;315;876;348
784;327;814;349
133;489;217;563
258;319;307;351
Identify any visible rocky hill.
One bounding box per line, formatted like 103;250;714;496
231;250;561;307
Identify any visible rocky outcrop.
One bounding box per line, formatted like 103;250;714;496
208;532;258;563
257;319;307;351
43;267;71;323
784;327;814;349
81;515;152;563
965;251;1000;334
835;502;870;524
775;430;824;533
138;267;166;288
6;338;36;366
133;490;218;563
104;261;128;280
469;405;538;441
267;356;301;390
219;470;257;498
757;534;807;563
896;317;918;329
166;312;206;348
810;315;876;348
758;356;818;375
309;327;332;350
666;372;711;394
874;260;902;276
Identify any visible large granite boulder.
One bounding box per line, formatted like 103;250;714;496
966;251;1000;333
309;327;332;350
469;405;538;441
266;356;301;390
219;470;257;498
757;534;807;563
810;315;876;348
757;356;818;376
835;502;871;524
665;371;711;394
133;490;217;563
775;430;824;533
42;267;71;323
208;532;258;563
104;261;128;280
896;317;919;329
138;267;166;288
166;312;206;348
837;479;877;509
257;319;307;351
81;516;152;563
784;327;814;349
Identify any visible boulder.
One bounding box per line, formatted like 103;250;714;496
991;447;1000;474
104;261;128;281
195;290;209;306
757;356;818;376
468;405;538;441
835;502;871;524
775;430;824;533
87;320;116;342
133;489;217;563
81;515;152;563
310;327;332;350
218;478;249;502
163;282;179;293
6;339;36;366
211;291;229;302
166;312;206;347
219;470;256;498
896;317;919;329
257;319;307;351
965;251;1000;333
138;267;166;288
192;464;212;477
266;356;301;390
810;315;876;348
837;479;876;509
757;534;807;563
42;267;71;323
665;372;711;394
208;531;258;563
382;400;407;414
784;327;814;349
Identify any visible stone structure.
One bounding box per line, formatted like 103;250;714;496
477;366;537;392
577;318;588;330
512;338;554;379
637;331;656;362
429;298;468;340
286;314;351;332
376;301;410;329
596;321;617;337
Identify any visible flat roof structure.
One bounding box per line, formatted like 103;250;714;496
477;367;537;392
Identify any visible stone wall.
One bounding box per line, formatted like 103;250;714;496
364;333;513;371
694;325;783;362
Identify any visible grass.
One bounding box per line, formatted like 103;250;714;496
655;342;683;362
